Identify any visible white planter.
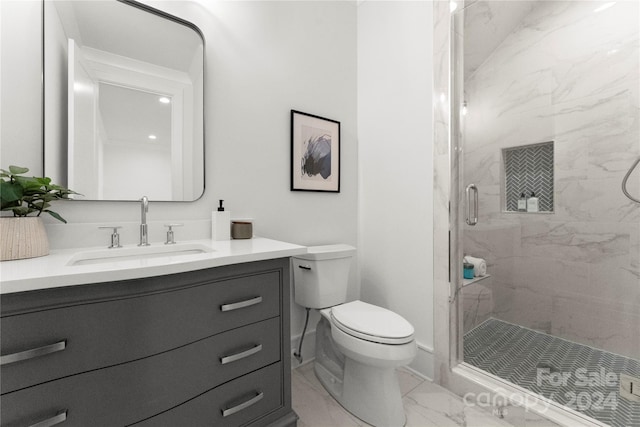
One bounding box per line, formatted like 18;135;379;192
0;217;50;261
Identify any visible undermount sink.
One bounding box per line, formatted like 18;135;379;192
67;243;214;266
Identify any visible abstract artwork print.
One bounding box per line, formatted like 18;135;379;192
291;110;340;192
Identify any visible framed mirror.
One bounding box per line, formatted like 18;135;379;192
44;0;205;201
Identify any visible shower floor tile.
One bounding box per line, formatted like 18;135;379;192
464;318;640;427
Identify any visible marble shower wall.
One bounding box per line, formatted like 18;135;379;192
462;0;640;359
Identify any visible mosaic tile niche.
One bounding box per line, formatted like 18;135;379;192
503;142;554;212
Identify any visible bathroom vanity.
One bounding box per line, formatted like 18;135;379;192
1;238;304;427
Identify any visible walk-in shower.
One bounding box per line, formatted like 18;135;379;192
453;1;640;426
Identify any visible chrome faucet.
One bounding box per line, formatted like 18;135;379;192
139;196;150;246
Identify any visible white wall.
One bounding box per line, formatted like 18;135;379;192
1;0;358;364
1;1;43;170
2;0;358;242
1;0;436;379
357;1;435;378
101;144;172;200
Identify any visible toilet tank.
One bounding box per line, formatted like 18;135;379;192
292;244;356;309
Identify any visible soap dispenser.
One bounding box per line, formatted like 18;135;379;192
517;192;527;212
527;192;539;212
212;200;231;241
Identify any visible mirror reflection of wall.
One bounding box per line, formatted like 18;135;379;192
44;0;204;202
97;83;173;200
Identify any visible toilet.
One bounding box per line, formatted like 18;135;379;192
292;244;416;427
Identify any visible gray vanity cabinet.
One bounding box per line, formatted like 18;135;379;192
0;258;297;427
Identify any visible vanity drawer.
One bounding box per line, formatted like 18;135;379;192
1;271;280;393
0;318;281;427
133;362;283;427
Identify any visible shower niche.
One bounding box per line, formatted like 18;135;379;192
502;141;554;213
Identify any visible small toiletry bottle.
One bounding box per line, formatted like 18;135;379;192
527;192;539;213
463;262;474;280
517;192;527;212
212;200;231;240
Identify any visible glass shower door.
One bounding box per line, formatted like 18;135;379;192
456;1;640;426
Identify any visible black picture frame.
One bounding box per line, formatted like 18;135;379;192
290;110;341;192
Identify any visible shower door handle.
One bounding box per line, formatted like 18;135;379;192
465;184;478;226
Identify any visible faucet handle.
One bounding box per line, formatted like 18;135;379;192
164;223;183;245
99;226;122;248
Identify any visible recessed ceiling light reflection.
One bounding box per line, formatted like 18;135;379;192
148;135;157;141
159;97;171;104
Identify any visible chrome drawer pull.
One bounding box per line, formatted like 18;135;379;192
1;340;67;366
220;344;263;365
221;391;263;417
28;410;67;427
220;296;263;312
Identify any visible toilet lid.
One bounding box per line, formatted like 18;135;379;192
331;300;414;345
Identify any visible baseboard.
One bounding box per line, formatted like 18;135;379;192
407;341;435;381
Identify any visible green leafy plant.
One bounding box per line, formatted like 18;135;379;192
1;165;77;223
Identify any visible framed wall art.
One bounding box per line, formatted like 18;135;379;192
290;110;340;192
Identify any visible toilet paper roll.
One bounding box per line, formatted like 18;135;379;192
463;255;487;277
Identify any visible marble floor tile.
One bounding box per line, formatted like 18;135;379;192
292;363;364;427
291;363;524;427
497;406;563;427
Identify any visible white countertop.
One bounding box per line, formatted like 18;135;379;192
0;237;307;294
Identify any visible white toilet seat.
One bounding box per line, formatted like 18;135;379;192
329;314;417;368
330;300;414;345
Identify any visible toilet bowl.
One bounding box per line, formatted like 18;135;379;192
326;300;415;367
292;245;416;427
316;301;416;427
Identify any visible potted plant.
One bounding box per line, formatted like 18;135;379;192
0;165;77;261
